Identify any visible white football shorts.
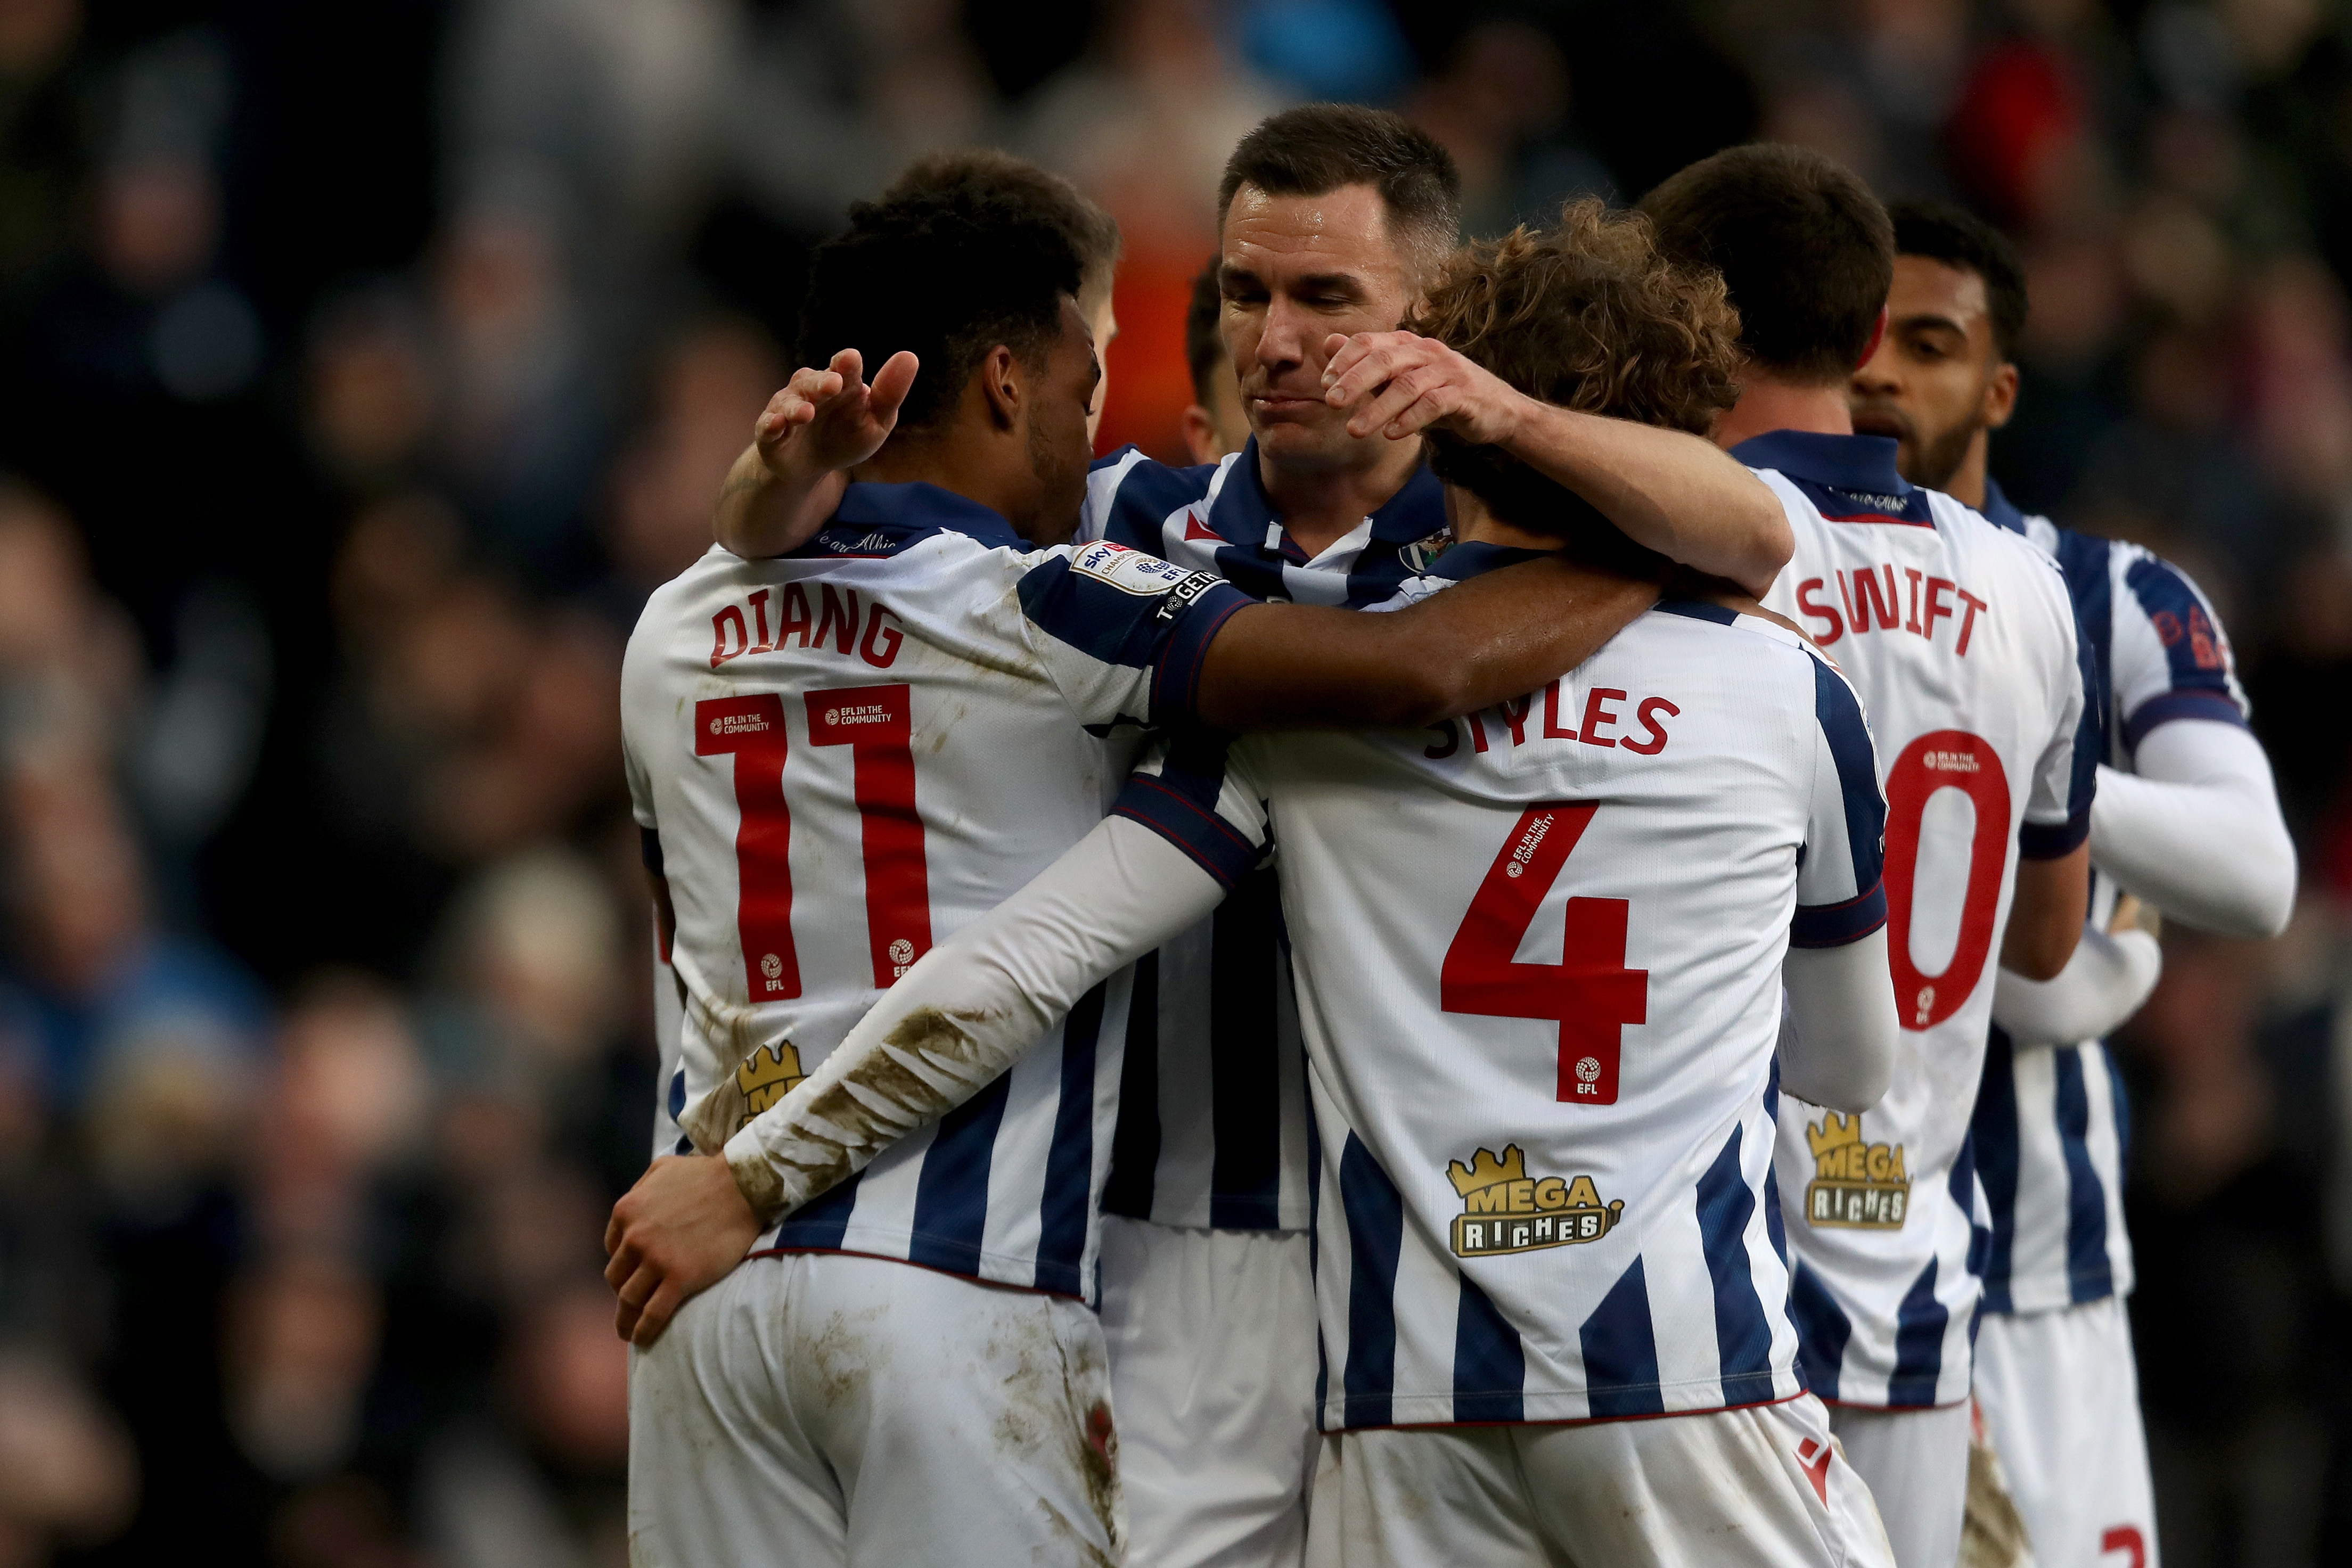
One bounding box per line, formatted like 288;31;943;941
627;1250;1123;1568
1098;1216;1319;1568
1829;1399;1971;1568
1304;1392;1895;1568
1973;1295;2159;1568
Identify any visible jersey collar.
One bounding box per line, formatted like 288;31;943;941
1976;476;2028;535
826;480;1025;550
1204;435;1449;559
1729;430;1911;498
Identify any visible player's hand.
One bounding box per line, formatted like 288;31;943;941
1320;331;1530;445
602;1153;763;1349
754;348;920;481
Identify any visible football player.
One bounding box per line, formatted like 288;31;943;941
708;116;1791;1568
671;198;1904;1568
1855;199;2296;1568
610;178;1716;1568
1179;257;1248;464
1619;145;2096;1568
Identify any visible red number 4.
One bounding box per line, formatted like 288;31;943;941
1441;803;1648;1104
695;686;933;1003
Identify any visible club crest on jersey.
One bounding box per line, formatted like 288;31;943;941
1446;1144;1622;1258
734;1041;808;1119
1803;1112;1910;1228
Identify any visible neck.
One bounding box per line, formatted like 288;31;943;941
1258;436;1423;559
1446;487;1561;553
1711;375;1854;450
1943;430;1990;510
852;425;1031;535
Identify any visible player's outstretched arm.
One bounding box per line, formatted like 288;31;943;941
1992;897;2163;1048
1194;552;1658;730
602;817;1225;1347
2000;841;2092;982
1781;931;1899;1111
714;348;919;558
1320;331;1793;597
2089;720;2296;938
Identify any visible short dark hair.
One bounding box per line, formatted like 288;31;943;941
1412;200;1743;548
1639;144;1894;385
1888;199;2028;362
1217;104;1461;279
883;150;1121;309
1184;257;1224;405
796;186;1084;432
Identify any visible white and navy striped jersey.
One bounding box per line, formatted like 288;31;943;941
1119;543;1889;1428
1748;433;2097;1409
1084;440;1448;1232
1972;479;2250;1315
621;480;1248;1303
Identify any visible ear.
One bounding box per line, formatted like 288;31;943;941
1855;304;1889;371
977;344;1022;432
1984;360;2020;431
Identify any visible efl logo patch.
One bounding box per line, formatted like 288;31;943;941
1446;1143;1622;1257
1072;541;1197;595
1804;1112;1909;1228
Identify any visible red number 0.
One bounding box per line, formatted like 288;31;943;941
1881;729;2010;1030
1441;803;1648;1104
694;685;933;1002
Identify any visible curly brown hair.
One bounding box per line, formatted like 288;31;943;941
1409;199;1743;542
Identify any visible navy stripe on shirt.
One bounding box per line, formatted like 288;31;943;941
1340;1133;1406;1430
1580;1255;1666;1417
1208;871;1284;1228
1452;1275;1527;1423
1793;656;1890;946
1790;1260;1850;1402
906;1070;1013;1278
1035;983;1109;1297
1695;1123;1779;1407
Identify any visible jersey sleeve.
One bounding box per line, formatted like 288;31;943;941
1015;540;1253;731
2111;546;2251;752
2019;570;2097;860
1792;653;1890;948
1080;447;1216;551
1111;726;1274;891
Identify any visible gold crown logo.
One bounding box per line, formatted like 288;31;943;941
735;1041;808;1116
1447;1144;1528;1197
1807;1112;1864;1161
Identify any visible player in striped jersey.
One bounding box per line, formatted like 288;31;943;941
1626;147;2098;1568
658;199;1902;1568
1854;201;2296;1568
608;179;1736;1568
708;118;1793;1568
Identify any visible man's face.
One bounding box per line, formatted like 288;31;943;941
1850;255;2016;491
1182;347;1249;465
1219;182;1420;472
1083;284;1118;446
1021;295;1103;547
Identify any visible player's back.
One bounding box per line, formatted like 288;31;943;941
1743;430;2091;1407
622;479;1239;1298
1143;569;1884;1426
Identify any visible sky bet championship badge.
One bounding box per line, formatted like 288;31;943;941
1804;1112;1910;1228
1448;1144;1623;1258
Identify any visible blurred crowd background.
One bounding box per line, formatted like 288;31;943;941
0;0;2348;1564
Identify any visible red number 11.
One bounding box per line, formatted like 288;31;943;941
695;686;933;1003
